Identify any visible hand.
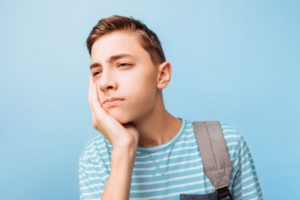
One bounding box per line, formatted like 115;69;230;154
88;74;139;149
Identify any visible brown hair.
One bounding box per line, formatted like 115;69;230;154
86;15;166;66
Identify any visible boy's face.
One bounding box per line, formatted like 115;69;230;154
90;31;161;124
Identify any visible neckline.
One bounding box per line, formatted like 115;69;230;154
137;117;185;153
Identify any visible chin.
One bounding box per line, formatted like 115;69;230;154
107;110;132;125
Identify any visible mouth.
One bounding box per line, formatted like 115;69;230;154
102;98;125;108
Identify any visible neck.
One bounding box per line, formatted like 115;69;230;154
131;92;182;147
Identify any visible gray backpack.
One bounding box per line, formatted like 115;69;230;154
190;121;232;200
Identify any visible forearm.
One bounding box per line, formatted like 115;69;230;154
101;146;136;200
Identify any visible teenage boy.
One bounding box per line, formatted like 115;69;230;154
79;15;263;200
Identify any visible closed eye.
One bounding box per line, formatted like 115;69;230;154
92;71;102;76
119;63;132;67
92;63;132;76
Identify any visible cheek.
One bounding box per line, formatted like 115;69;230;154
105;68;157;122
127;74;157;109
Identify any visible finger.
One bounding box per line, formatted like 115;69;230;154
90;75;99;113
88;75;92;105
89;75;98;124
91;76;105;114
95;83;103;107
88;75;98;125
88;75;95;113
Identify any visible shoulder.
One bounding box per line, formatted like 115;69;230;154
79;134;111;163
186;119;246;156
219;121;251;165
220;122;244;149
188;119;245;148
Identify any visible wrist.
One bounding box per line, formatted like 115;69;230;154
113;144;137;157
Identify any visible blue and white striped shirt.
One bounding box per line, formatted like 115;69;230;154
79;118;263;199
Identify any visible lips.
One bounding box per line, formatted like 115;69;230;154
102;97;125;107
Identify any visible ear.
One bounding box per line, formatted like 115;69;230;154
156;61;172;89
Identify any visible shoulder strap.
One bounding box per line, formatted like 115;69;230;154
192;121;232;200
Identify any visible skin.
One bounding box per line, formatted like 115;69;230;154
88;30;182;148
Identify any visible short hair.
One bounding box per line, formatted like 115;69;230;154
86;15;166;66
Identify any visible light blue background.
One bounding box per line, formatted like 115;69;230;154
1;0;299;199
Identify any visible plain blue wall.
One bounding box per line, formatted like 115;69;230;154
1;0;299;199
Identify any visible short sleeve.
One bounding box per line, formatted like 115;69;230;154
230;131;263;200
79;137;111;200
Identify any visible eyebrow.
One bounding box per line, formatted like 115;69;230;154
90;54;135;70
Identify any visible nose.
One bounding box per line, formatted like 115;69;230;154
98;69;118;92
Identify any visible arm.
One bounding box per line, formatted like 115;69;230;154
79;142;137;200
231;133;263;200
83;74;139;199
79;145;106;199
101;146;136;200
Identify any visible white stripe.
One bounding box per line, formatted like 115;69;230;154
242;168;252;176
224;134;240;139
132;165;203;178
173;138;195;145
79;161;103;169
133;158;201;171
80;189;102;197
131;172;204;186
134;151;200;165
243;181;256;190
242;188;259;198
226;141;239;147
131;179;211;193
79;176;102;185
137;144;199;159
80;182;103;191
130;186;215;200
185;127;194;132
223;129;239;133
82;168;105;175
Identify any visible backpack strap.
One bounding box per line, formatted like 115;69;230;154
192;121;232;200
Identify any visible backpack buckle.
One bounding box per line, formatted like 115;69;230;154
217;186;232;200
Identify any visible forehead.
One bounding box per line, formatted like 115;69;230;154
90;31;147;63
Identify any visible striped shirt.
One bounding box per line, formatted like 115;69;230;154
79;118;263;200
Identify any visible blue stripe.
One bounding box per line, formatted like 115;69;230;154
79;118;263;199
